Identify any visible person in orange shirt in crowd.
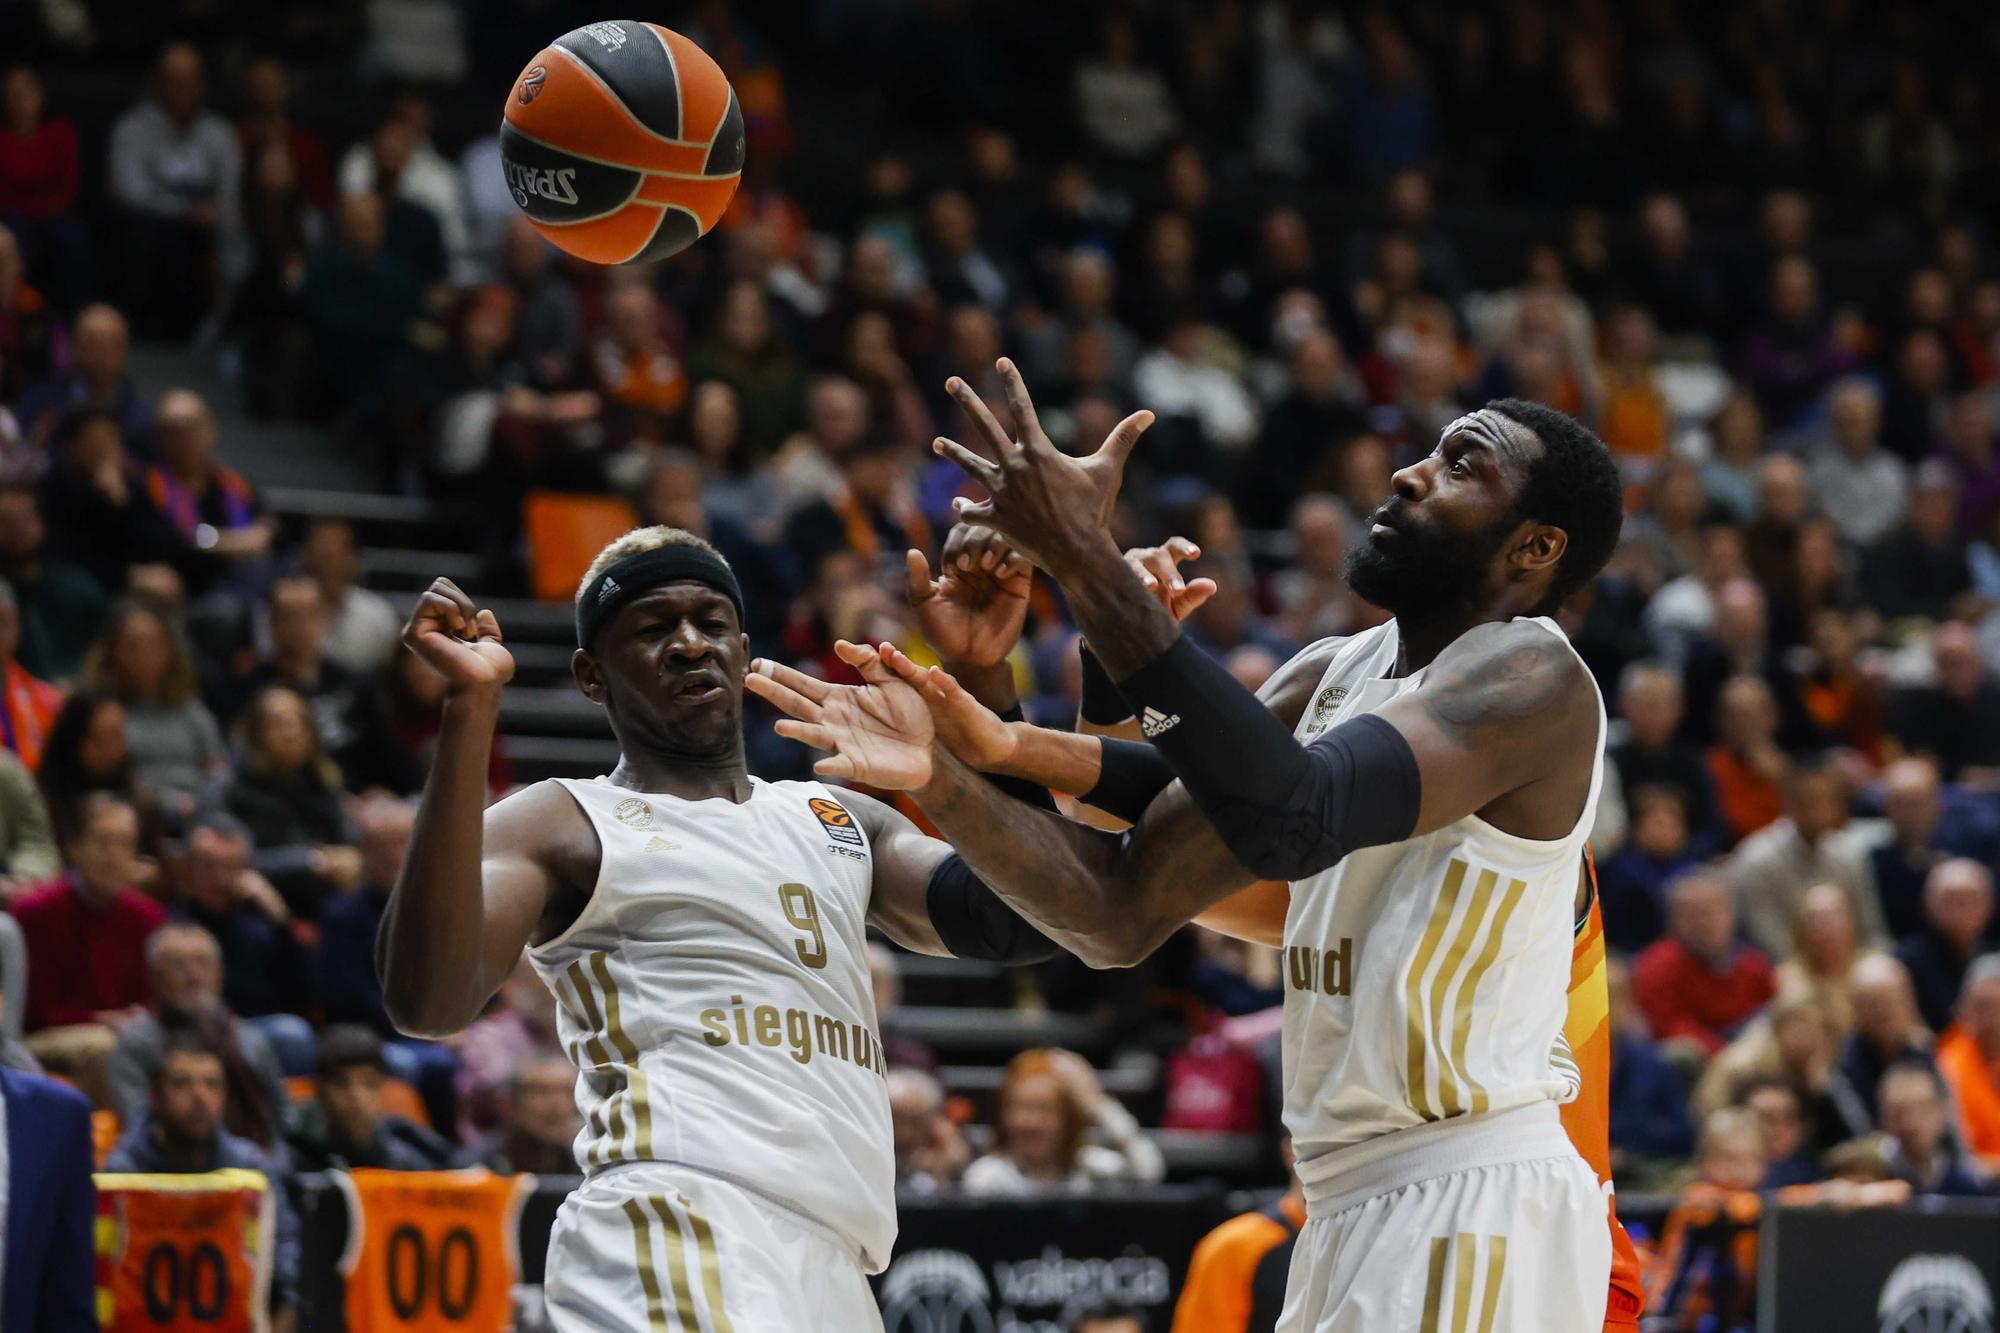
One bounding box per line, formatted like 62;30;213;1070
591;278;686;424
1706;674;1790;845
1169;1140;1305;1333
0;576;60;770
1936;953;2000;1168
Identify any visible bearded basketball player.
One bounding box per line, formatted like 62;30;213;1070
376;527;1064;1333
747;360;1626;1331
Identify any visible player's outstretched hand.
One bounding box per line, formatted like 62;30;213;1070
403;577;514;695
747;644;935;788
908;523;1032;669
1126;536;1218;623
935;358;1152;577
870;641;1017;772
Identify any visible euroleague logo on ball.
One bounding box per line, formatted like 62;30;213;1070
516;65;547;105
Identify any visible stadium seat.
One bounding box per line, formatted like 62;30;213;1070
523;491;640;603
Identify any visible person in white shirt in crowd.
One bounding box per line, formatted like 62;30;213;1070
962;1047;1164;1195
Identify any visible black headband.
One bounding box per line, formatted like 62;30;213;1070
575;545;746;650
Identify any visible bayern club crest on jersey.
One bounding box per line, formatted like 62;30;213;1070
1306;684;1349;737
516;65;546;105
614;797;653;829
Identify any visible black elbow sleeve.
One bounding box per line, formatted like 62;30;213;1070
1081;737;1179;823
1115;635;1421;880
926;853;1062;964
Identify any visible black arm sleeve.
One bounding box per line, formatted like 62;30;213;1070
1080;737;1178;823
981;703;1061;813
1113;635;1421;880
926;853;1063;963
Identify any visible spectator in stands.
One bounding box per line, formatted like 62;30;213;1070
107;921;287;1147
13;791;163;1103
0;577;61;772
235;55;332;210
1868;757;2000;939
498;218;581;391
1888;621;2000;787
1807;378;1908;550
1605;952;1694;1167
302;191;424;411
1727;757;1885;959
0;747;56;898
222;684;358;914
1866;461;1977;626
145;389;274;595
1835;954;1935;1134
108;43;241;338
337;92;468;283
1696;993;1847;1156
592;278;688;430
18;302;146;451
887;1067;969;1194
868;943;936;1072
1187;927;1284;1017
1634;871;1776;1057
0;64;87;312
0;224;65;414
963;1048;1165;1195
80;596;225;814
38;407;183;592
224;576;403;792
32;688;147;848
1878;1059;1987;1197
298;517;400;675
1775;882;1866;1038
316;793;408;1034
1020;249;1140;393
686;281;807;461
783;430;931;586
1170;1139;1301;1333
0;1053;96;1333
471;1049;580;1176
1738;255;1860;429
1899;859;1997;1035
1646;1108;1767;1328
453;954;558;1142
231;135;325;419
1598;786;1699;954
104;1033;299;1322
1738;1076;1820;1189
0;482;106;679
168;811;309;1026
284;1025;454;1172
378;643;511;796
1938;955;2000;1167
1614;661;1722;846
1705;674;1789;845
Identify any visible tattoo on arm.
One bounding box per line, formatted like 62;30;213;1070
1417;626;1574;746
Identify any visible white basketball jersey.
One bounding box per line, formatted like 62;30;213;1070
527;775;896;1271
1280;617;1605;1194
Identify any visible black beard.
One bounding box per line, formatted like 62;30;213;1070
1344;511;1508;619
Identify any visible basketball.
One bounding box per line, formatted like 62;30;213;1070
499;20;744;266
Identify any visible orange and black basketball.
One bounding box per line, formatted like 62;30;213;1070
500;21;744;265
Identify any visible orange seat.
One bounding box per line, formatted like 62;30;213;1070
287;1074;432;1128
523;491;640;602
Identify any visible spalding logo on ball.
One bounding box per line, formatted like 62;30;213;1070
500;20;744;265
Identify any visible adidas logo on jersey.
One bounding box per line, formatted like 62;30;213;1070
1140;706;1181;738
644;836;679;853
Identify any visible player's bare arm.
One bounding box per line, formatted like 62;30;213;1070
748;629;1341;965
376;578;595;1038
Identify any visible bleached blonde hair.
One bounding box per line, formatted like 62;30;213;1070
575;525;729;604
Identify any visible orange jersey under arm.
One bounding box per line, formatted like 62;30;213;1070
1562;853;1646;1329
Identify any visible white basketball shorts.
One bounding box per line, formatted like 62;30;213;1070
1279;1103;1611;1332
543;1161;884;1333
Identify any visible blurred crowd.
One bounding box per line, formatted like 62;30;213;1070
3;3;2000;1327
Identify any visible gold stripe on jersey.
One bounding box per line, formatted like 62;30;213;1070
1420;1237;1450;1333
1454;874;1528;1115
622;1197;669;1332
1429;866;1500;1117
1406;859;1472;1119
1476;1236;1507;1333
1452;1231;1477;1333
